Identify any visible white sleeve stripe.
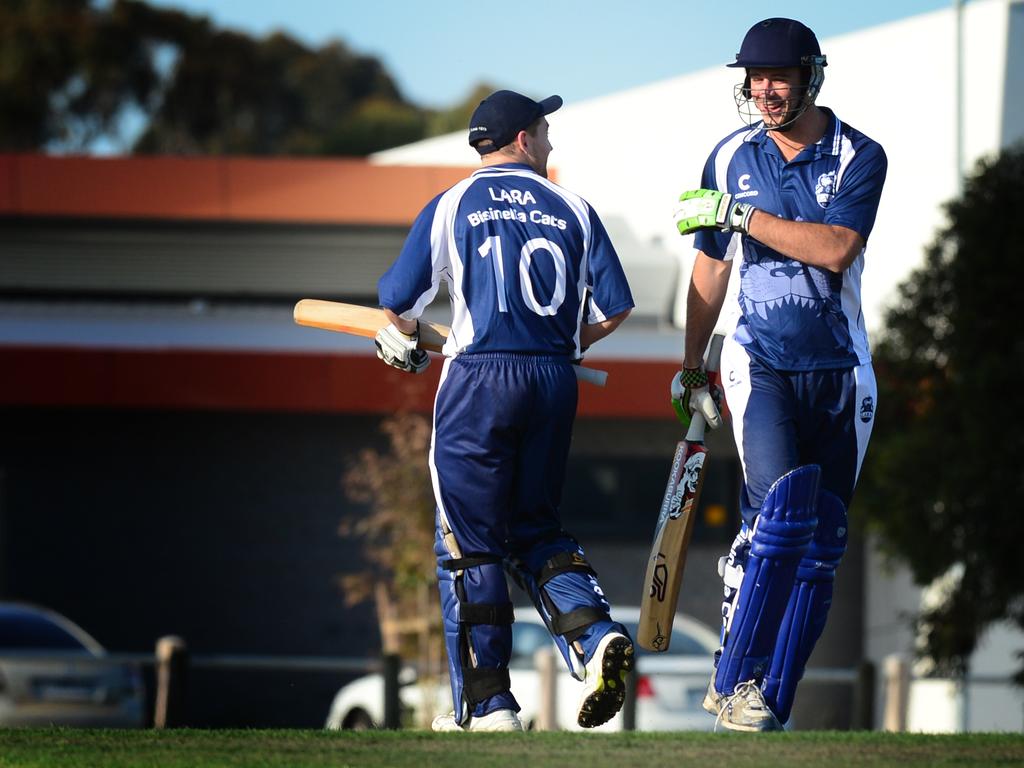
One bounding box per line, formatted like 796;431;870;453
587;296;609;323
713;131;748;192
405;178;473;320
835;134;857;192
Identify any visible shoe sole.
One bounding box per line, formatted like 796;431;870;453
577;636;635;728
716;717;783;733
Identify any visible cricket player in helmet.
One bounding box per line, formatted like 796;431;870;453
670;18;888;731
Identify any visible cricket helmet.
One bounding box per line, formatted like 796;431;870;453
728;18;827;131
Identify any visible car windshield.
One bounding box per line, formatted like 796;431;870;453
511;618;711;663
0;609;89;651
620;621;710;656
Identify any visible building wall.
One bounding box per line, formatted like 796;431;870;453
0;405;753;727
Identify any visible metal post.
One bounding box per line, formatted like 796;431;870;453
852;660;876;730
382;653;402;729
957;671;970;732
153;635;188;728
621;670;637;731
955;0;965;193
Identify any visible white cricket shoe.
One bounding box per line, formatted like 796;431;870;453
431;709;523;732
702;671;723;715
715;680;783;732
576;631;635;728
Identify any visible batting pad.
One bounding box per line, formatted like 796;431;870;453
763;489;848;724
715;464;821;696
434;530;517;723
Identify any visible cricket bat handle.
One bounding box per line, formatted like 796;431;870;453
573;365;607;387
686;412;707;442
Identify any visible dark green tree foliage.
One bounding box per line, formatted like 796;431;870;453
857;144;1024;679
122;1;425;155
1;0;489;156
0;0;159;150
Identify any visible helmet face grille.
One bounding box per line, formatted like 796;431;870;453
732;61;825;133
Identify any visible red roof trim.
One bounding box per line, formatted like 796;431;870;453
0;154;473;226
2;346;677;419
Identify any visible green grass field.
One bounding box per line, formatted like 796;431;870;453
1;730;1023;768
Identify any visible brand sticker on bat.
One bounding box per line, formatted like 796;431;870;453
667;452;706;519
650;556;668;601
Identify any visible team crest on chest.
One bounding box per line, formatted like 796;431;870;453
815;171;837;208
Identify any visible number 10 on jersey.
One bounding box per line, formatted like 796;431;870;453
478;235;567;317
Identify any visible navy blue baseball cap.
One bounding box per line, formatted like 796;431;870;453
468;90;563;154
728;18;826;69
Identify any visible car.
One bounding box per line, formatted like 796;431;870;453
0;602;146;727
325;606;720;731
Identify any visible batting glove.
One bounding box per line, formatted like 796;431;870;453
670;366;723;430
673;189;756;236
374;322;430;374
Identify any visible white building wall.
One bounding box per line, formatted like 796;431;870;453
374;0;1024;336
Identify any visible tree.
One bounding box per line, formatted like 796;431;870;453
0;0;160;151
855;143;1024;679
338;411;441;674
1;0;442;156
425;82;500;137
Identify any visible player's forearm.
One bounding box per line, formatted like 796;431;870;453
683;253;730;368
581;308;631;349
382;307;417;335
746;212;863;273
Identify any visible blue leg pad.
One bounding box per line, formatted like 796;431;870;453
714;465;821;696
435;527;517;722
762;490;848;724
507;536;615;680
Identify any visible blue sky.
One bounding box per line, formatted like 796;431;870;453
148;0;952;108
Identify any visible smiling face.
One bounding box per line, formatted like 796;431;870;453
747;66;807;130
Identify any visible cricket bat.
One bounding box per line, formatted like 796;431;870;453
292;299;608;387
637;333;725;652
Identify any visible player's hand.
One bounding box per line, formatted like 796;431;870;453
673;189;755;235
375;322;430;374
670;366;723;429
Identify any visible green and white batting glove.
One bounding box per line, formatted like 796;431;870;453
670;366;722;430
673;189;756;236
374;322;430;374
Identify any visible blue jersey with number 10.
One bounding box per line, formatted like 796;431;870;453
378;162;634;357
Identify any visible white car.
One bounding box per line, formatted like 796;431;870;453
325;606;719;731
0;602;146;728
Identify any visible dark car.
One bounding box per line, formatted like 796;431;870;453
0;602;145;727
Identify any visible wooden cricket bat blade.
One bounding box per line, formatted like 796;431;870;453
637;425;708;651
637;332;724;652
293;299;448;352
292;298;608;386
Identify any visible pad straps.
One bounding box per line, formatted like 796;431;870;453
536;550;597;586
464;667;512;706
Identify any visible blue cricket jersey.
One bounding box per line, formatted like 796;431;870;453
379;162;634;357
694;109;887;371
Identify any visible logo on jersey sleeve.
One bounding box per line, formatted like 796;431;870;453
859;396;874;423
734;172;759;200
815;171;837;208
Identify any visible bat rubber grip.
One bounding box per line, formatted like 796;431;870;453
573;365;608;387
